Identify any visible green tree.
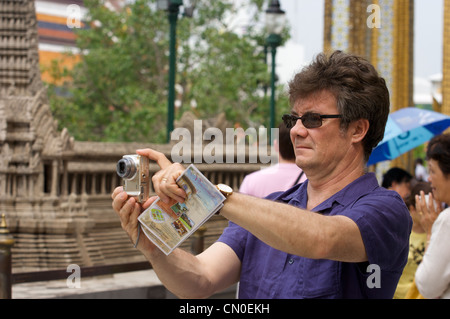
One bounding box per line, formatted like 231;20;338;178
46;0;290;143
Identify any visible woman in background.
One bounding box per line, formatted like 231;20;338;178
394;181;431;299
414;133;450;299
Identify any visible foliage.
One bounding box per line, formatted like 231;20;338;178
45;0;291;143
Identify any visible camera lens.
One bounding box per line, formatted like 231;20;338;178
116;157;137;179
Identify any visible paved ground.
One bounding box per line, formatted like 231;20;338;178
13;269;168;299
12;269;237;299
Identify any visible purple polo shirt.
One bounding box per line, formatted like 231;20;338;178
217;173;412;299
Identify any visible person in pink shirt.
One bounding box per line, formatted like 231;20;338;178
239;123;307;198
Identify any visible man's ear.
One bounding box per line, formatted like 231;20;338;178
350;118;370;144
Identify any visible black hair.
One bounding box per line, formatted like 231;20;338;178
381;167;412;188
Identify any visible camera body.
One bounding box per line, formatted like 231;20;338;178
116;154;150;203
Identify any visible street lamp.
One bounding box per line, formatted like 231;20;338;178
265;0;286;143
158;0;183;142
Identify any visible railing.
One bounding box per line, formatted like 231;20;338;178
12;261;152;284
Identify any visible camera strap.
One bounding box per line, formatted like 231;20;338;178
292;171;305;187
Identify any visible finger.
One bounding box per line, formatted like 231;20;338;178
112;191;128;214
419;191;427;212
122;201;142;246
119;196;136;227
163;184;186;203
158;176;186;204
435;200;444;213
428;192;443;214
111;186;124;200
152;164;186;203
136;148;172;169
415;195;422;216
129;201;142;227
142;195;158;210
157;182;175;204
152;172;171;204
167;168;183;184
165;169;186;200
427;192;435;213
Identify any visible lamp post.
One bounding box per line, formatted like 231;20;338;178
265;0;285;143
158;0;183;142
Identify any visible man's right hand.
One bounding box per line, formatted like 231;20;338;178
111;186;158;253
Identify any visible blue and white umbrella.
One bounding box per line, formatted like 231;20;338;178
367;107;450;166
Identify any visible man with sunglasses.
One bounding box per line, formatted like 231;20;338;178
112;51;412;299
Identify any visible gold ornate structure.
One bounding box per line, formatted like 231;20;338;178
443;0;450;116
324;0;414;112
324;0;415;170
324;0;372;58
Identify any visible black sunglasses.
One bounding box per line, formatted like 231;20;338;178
282;113;342;129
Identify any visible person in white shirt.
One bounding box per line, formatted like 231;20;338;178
415;158;429;182
414;133;450;299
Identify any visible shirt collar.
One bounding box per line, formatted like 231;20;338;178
279;173;380;211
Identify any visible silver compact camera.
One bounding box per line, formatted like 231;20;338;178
116;154;150;203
